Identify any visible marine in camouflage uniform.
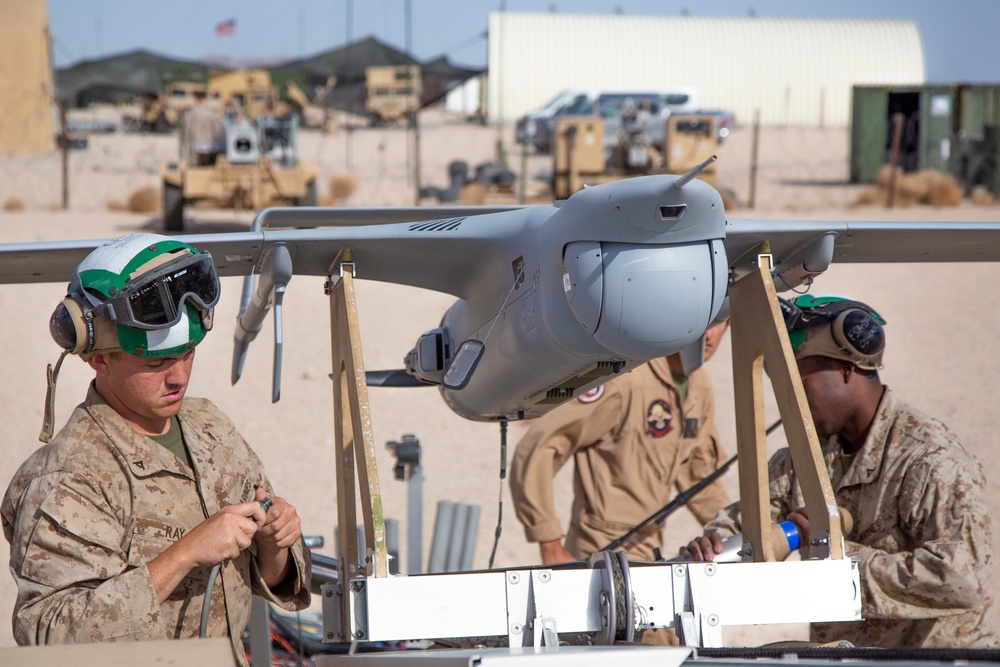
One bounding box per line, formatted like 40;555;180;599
688;295;996;648
510;322;731;564
1;234;311;665
2;388;311;658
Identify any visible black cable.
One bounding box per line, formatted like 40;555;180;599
602;419;783;552
487;420;508;569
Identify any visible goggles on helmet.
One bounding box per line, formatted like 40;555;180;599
91;251;221;331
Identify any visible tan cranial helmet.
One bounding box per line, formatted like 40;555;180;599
779;294;887;371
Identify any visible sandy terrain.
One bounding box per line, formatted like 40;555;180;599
0;108;998;647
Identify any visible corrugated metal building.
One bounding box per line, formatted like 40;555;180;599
487;12;924;128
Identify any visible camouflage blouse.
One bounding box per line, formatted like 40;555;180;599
2;385;311;665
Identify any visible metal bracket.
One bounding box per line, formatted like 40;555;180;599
533;617;559;648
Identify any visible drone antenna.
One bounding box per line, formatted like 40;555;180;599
674;154;718;189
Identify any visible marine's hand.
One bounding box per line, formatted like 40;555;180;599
539;539;575;564
183;501;265;567
148;502;263;604
679;533;724;562
253;487;302;551
787;507;811;546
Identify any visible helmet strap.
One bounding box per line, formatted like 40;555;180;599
39;351;69;443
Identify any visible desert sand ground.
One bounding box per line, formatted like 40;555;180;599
0;108;999;648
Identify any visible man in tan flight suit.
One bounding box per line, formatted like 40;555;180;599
510;321;731;564
2;234;311;665
683;295;996;648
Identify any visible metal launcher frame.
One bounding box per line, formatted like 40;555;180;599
322;249;861;653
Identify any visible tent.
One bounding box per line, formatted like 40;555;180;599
55;49;210;106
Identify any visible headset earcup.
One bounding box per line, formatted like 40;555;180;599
50;297;93;355
832;309;884;366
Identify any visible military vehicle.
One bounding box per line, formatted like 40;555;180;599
128;70;330;133
365;65;421;125
162;113;318;232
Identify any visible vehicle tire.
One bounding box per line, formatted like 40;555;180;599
163;182;185;232
297;180;317;207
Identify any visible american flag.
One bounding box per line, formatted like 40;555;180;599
215;19;236;36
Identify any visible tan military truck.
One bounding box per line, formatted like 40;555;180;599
207;69;281;121
162;113;318;232
365;65;421;125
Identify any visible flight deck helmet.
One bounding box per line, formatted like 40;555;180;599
49;233;221;359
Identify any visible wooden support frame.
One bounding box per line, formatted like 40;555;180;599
728;251;844;561
328;250;389;597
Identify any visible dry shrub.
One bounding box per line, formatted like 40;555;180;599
129;187;159;213
971;185;995;206
459;182;488;205
854;186;883;206
3;197;25;212
927;173;961;207
876;164;896;188
860;167;961;207
897;169;935;201
106;199;127;211
317;194;336;206
329;174;357;203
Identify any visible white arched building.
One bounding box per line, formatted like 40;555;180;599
487;12;924;128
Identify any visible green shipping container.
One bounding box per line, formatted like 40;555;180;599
851;84;1000;196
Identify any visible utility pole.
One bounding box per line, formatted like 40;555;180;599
495;0;507;168
60;102;69;210
345;0;354;170
405;0;420;204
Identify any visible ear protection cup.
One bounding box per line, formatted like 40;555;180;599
49;296;95;355
831;308;885;367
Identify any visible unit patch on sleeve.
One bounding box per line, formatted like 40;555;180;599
577;384;605;404
646;399;673;437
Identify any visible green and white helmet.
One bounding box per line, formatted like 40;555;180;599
53;233;221;358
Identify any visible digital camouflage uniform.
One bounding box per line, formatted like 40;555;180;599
2;385;312;665
704;388;996;648
510;358;730;562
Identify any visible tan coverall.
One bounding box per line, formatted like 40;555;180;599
510;358;730;562
704;388;997;648
2;385;312;666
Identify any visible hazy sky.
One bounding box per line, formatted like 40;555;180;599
49;0;1000;83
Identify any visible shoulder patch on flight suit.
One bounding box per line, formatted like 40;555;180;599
577;385;605;404
646;399;673;437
